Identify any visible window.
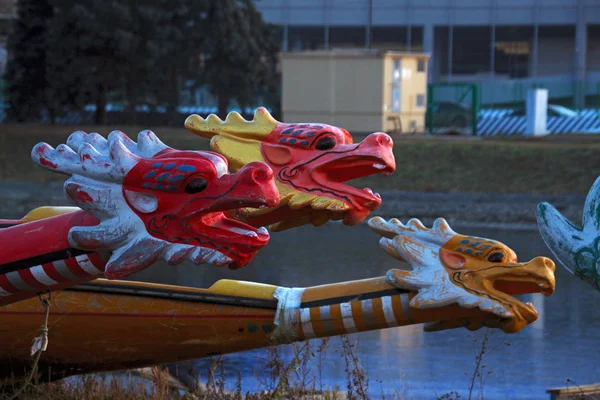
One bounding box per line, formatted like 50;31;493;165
416;94;425;108
372;26;408;51
391;60;401;113
495;26;534;78
288;26;326;51
451;26;492;75
330;26;367;48
417;59;426;72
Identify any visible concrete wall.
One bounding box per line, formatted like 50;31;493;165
257;0;600;27
536;36;575;76
282;51;386;132
282;51;428;133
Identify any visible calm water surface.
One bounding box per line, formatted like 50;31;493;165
134;222;600;399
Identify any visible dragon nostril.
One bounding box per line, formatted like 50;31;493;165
374;133;393;147
544;258;556;272
252;167;270;183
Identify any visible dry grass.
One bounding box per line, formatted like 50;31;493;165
0;332;514;400
1;339;347;400
1;124;600;194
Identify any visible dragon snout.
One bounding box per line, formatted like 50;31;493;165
242;161;274;185
526;256;556;274
229;162;280;208
542;256;556;273
366;132;394;149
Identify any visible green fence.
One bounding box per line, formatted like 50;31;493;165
427;83;480;136
477;79;600;111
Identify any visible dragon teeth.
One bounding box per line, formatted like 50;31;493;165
228;227;258;238
373;163;386;170
257;227;268;235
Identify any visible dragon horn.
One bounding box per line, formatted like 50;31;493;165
536;202;582;275
184;107;279;140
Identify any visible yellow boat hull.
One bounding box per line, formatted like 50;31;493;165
0;279;278;381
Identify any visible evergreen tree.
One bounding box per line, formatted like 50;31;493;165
47;0;192;124
4;0;55;122
197;0;281;117
4;0;280;125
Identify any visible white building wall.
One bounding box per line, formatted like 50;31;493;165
256;0;600;107
256;0;600;26
589;37;600;72
535;36;575;76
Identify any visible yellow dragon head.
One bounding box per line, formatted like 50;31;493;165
185;108;396;231
369;217;556;333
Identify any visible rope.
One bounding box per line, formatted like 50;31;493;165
8;292;51;400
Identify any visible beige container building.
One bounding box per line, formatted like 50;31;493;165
281;49;430;134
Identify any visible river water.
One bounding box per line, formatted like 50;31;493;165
133;222;600;399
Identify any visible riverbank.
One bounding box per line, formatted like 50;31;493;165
2;124;600;195
0;181;585;229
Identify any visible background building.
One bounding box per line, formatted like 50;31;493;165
255;0;600;108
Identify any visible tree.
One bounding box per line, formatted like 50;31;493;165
4;0;56;122
5;0;281;125
48;1;148;124
48;0;198;125
197;0;281;117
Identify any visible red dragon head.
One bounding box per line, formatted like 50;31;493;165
185;108;396;231
31;130;279;278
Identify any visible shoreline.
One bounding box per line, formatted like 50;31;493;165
0;181;585;228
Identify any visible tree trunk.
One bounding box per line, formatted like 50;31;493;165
125;78;137;125
169;67;180;126
48;107;56;125
95;83;107;125
217;91;229;118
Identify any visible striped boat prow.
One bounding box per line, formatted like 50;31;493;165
297;293;413;339
0;253;106;302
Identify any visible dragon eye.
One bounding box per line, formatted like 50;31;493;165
315;136;336;150
487;252;505;263
184;178;208;194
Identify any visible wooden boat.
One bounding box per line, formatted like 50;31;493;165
0;216;556;382
0;278;512;381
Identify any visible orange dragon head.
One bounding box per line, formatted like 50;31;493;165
369;217;556;333
185;108;396;231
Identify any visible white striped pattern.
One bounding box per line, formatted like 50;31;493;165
75;254;103;275
340;302;359;333
0;253;105;303
300;308;315;338
5;271;32;291
29;265;58;286
301;295;403;338
382;296;398;327
477;108;600;136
